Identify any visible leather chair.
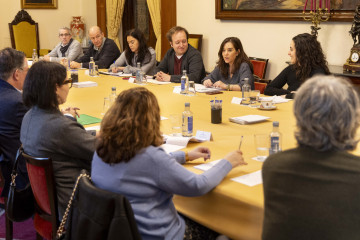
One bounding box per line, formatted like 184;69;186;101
188;34;203;53
65;170;142;240
8;10;50;58
250;57;270;94
22;152;59;240
250;57;269;80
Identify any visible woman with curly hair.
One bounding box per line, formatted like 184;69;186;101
202;37;254;91
110;29;156;75
264;33;329;99
91;87;247;239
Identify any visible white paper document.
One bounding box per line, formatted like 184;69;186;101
259;96;292;104
195;84;223;93
194;159;222;171
160;143;185;153
229;115;270;124
99;71;132;77
147;79;172;85
73;81;98;88
231;170;263;187
231;97;242;105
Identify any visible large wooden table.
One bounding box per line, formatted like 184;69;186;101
65;70;298;240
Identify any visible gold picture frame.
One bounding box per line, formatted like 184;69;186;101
21;0;57;9
216;0;356;22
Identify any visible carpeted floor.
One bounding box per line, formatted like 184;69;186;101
0;208;36;240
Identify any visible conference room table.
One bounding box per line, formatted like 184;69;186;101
64;70;298;240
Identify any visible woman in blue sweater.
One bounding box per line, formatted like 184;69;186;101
91;87;247;240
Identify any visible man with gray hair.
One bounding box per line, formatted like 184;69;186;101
0;48;29;197
262;75;360;239
44;27;83;62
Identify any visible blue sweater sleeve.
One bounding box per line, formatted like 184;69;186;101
152;148;232;197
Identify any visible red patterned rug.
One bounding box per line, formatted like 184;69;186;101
0;209;36;240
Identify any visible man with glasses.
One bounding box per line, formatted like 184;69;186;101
0;47;29;197
44;27;83;62
70;26;120;69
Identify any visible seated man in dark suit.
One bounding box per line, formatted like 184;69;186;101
0;48;29;197
155;26;205;83
70;26;120;69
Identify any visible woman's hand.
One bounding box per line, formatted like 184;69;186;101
187;147;211;161
223;150;247;168
213;81;226;89
61;107;80;118
203;79;213;87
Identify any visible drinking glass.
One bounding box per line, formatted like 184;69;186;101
102;97;110;115
169;114;182;136
254;134;269;161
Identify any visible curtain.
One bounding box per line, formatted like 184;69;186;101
147;0;161;61
106;0;125;51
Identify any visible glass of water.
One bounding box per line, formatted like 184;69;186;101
102;97;110;115
254;134;269;161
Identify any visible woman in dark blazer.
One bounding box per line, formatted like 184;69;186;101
20;61;96;218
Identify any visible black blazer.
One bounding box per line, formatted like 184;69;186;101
77;38;121;69
65;170;142;240
0;79;28;197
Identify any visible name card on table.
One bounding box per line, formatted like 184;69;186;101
231;97;242;105
128;77;135;83
195;131;213;141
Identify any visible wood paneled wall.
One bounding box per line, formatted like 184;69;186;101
160;0;176;58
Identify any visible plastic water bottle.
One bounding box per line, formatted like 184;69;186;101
242;78;251;103
180;70;189;95
182;102;193;137
269;121;282;155
32;49;38;63
109;87;117;105
89;57;95;76
135;62;143;84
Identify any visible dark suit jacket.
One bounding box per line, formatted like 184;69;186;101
156;44;205;83
76;38;120;69
20;106;96;218
0;79;28;197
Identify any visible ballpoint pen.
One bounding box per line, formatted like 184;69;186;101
238;135;243;150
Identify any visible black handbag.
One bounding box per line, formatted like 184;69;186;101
6;146;35;222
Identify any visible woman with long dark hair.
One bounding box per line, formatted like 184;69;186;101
202;37;254;91
264;33;329;99
110;29;156;75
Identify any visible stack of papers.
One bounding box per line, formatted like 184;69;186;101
195;84;223;93
73;81;98;88
229;115;270;125
147;79;172;85
99;71;132;77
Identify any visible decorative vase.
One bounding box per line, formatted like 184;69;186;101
70;16;85;43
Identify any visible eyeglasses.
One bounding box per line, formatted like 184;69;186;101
59;33;71;37
63;79;73;88
18;67;29;72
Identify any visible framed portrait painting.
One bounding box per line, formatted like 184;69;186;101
216;0;358;22
21;0;58;9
